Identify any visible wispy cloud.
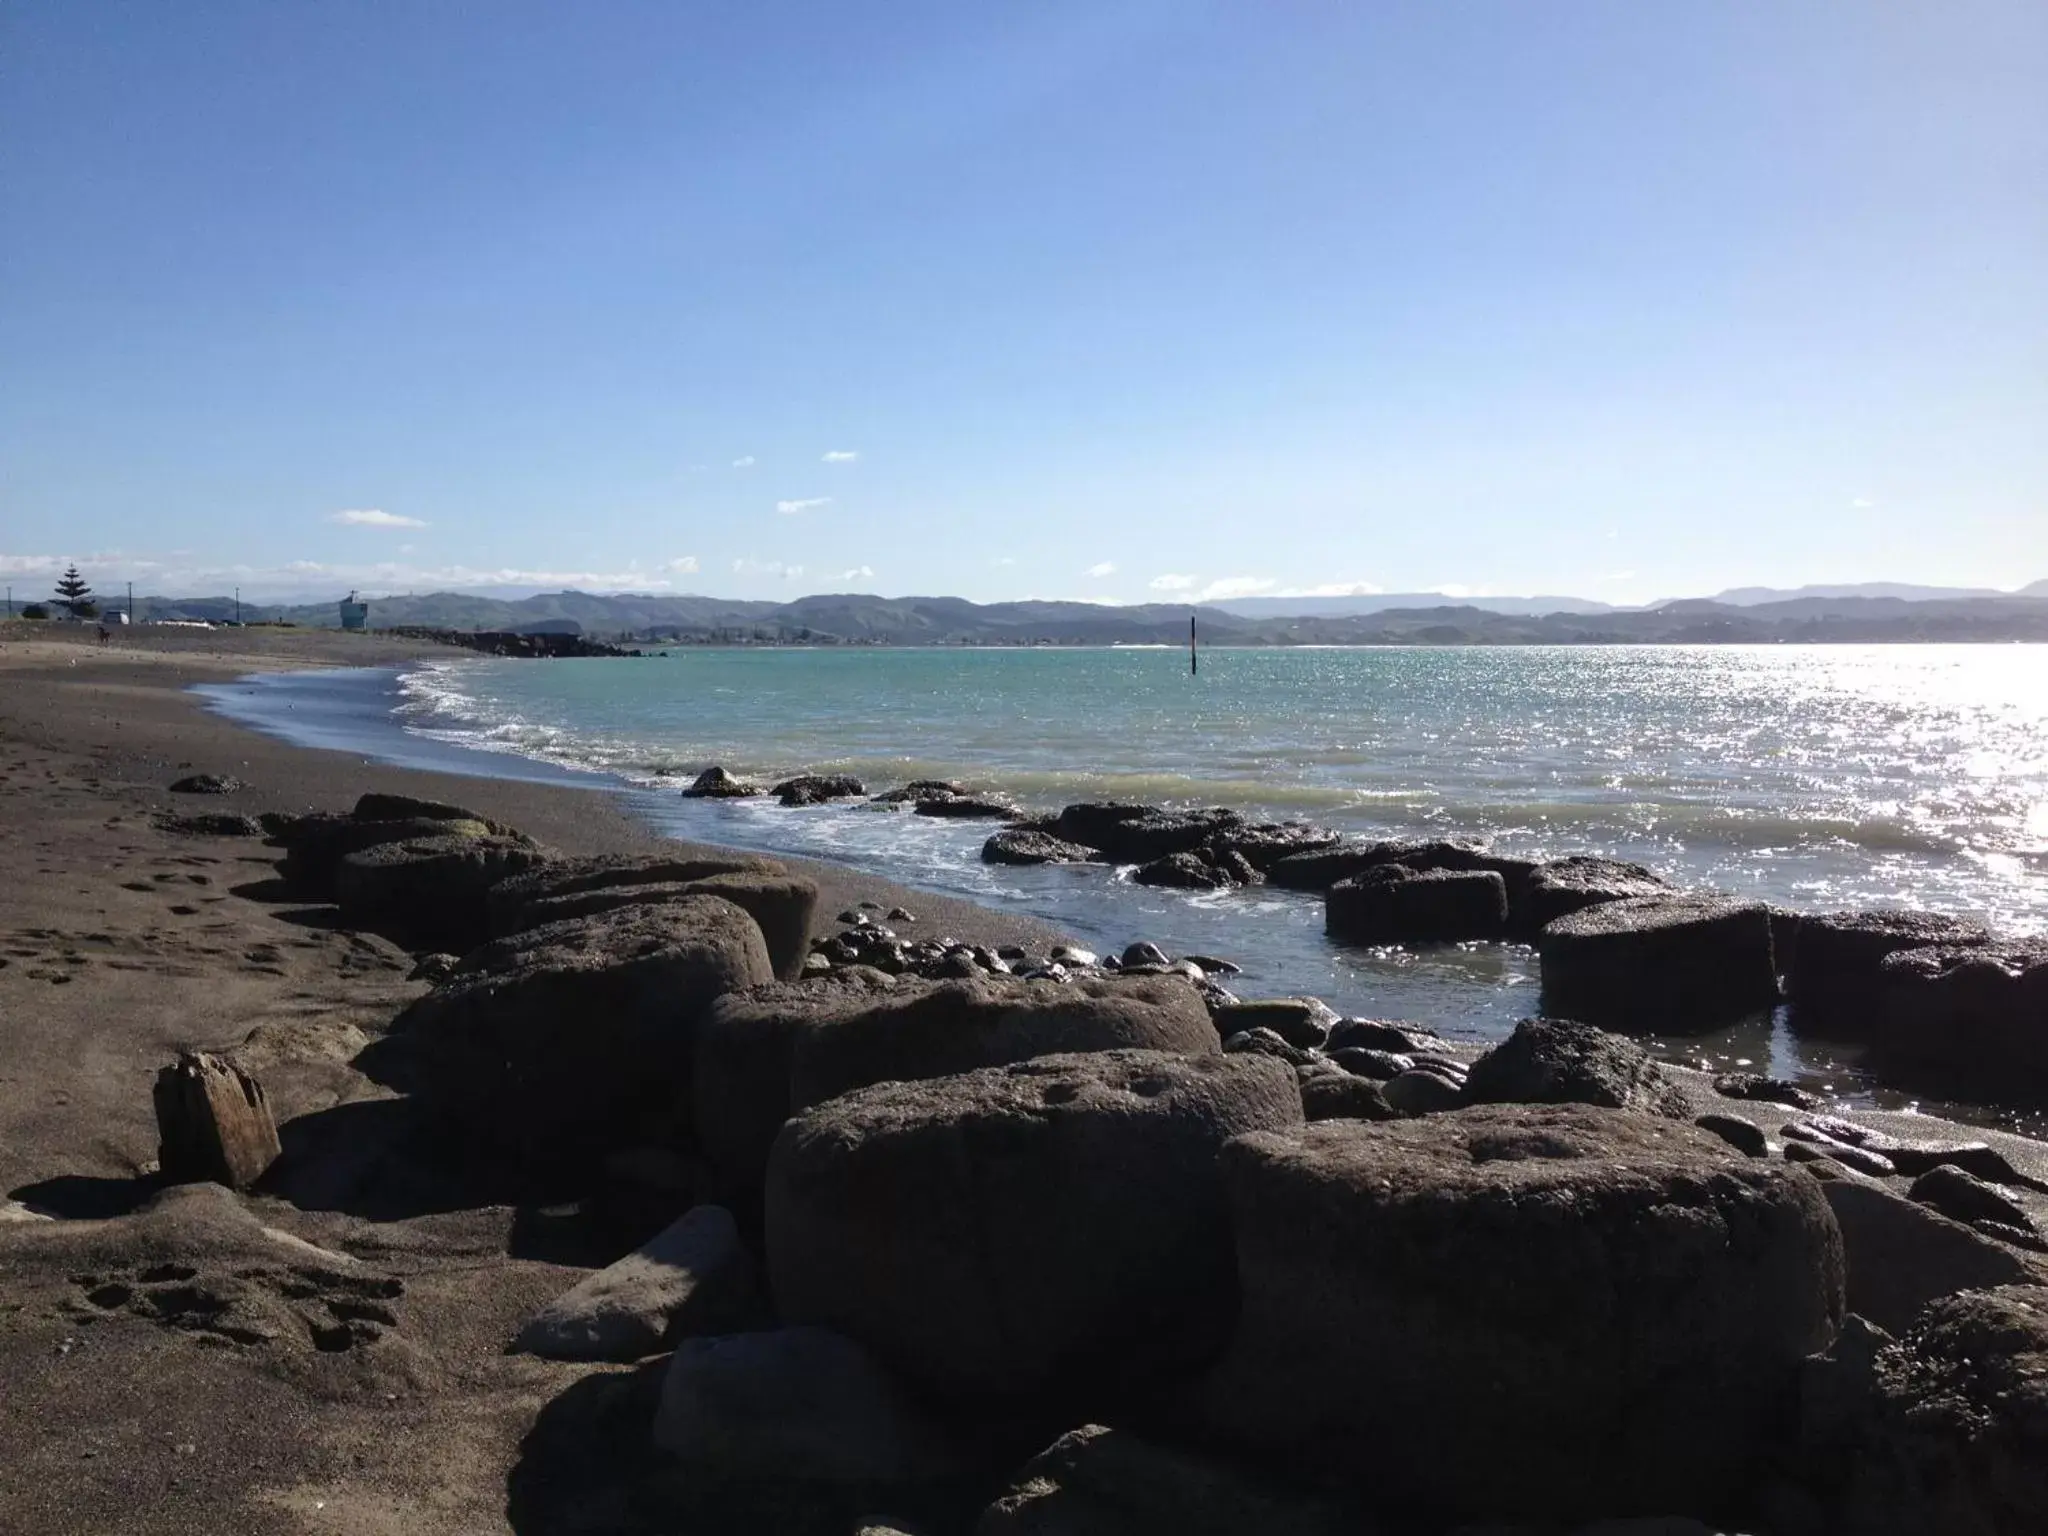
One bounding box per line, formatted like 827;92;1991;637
993;556;1016;567
821;449;860;464
776;497;832;515
732;456;756;469
1085;561;1117;579
1148;573;1197;592
1277;581;1385;598
329;509;427;529
1851;496;1875;509
732;557;804;580
841;565;875;581
667;556;700;574
1;550;708;600
1198;576;1276;601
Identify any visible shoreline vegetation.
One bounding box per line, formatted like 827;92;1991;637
4;626;2047;1533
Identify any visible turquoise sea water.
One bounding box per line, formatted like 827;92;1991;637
206;645;2048;1110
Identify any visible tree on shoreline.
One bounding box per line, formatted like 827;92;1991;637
53;564;96;619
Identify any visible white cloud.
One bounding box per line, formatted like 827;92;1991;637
993;556;1016;567
776;497;832;515
1600;570;1637;583
732;456;756;469
732;557;804;580
1085;561;1117;579
1278;581;1385;598
1149;573;1198;592
841;565;875;581
821;450;860;463
1851;496;1874;509
667;556;700;574
1198;576;1276;601
329;509;427;529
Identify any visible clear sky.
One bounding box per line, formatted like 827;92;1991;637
3;1;2044;605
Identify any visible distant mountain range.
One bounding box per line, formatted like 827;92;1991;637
106;582;2048;646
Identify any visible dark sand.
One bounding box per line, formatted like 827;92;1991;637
0;625;1063;1536
1;623;2042;1534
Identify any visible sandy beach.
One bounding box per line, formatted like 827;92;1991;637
0;625;1065;1536
3;624;2044;1535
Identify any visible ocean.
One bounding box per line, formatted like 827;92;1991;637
200;644;2048;1115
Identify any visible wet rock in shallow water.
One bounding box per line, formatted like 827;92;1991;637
1908;1165;2037;1234
1268;837;1493;893
1817;1177;2034;1335
766;1051;1303;1404
681;765;762;798
401;897;775;1176
1714;1072;1822;1111
335;833;551;953
1043;803;1246;864
1210;997;1337;1050
653;1326;962;1487
1133;851;1237;889
1871;937;2048;1097
1694;1112;1768;1157
1203;1106;1844;1522
1539;895;1777;1033
975;1423;1362;1535
1325;865;1509;945
871;779;968;805
982;829;1100;865
774;774;867;807
1462;1018;1691;1118
153;1051;282;1190
168;773;243;795
1183;952;1240;976
1207;822;1344;874
1521;855;1674;932
1122;941;1170;969
1788;910;1993;1037
913;795;1020;820
513;1205;764;1361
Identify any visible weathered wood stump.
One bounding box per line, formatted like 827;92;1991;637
153;1051;282;1189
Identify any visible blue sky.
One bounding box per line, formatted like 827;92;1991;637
3;1;2044;605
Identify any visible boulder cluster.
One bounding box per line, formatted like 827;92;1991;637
209;790;2048;1532
684;773;2048;1109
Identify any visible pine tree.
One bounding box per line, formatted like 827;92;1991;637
53;564;94;618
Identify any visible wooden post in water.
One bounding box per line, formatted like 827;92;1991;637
1190;613;1198;675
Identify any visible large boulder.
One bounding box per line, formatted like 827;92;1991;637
486;854;816;981
1521;856;1674;932
1132;851;1237;889
1788;910;1994;1037
399;897;775;1175
653;1326;963;1489
1031;804;1243;864
511;1205;765;1361
1871;938;2048;1098
1205;822;1343;874
1201;1106;1844;1522
1833;1285;2048;1536
1325;866;1507;944
1462;1017;1692;1117
1267;837;1490;893
682;765;762;798
774;774;867;807
975;1424;1360;1536
787;974;1221;1113
1816;1178;2036;1335
766;1050;1303;1406
274;811;503;897
982;829;1100;865
1538;895;1777;1032
334;833;551;953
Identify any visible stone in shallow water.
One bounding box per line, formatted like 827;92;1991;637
1789;909;1993;1037
1538;895;1777;1033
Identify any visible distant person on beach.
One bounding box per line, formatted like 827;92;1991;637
96;622;110;646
